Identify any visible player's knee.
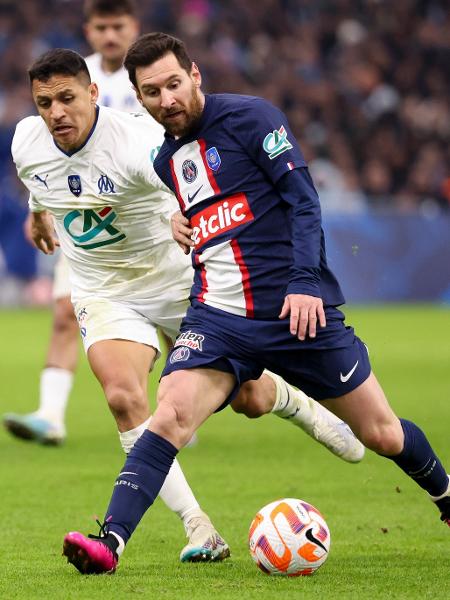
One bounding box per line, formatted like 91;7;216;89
231;384;265;419
155;385;195;447
53;297;78;335
104;382;146;420
359;423;403;456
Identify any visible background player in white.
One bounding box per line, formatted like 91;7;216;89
3;0;150;445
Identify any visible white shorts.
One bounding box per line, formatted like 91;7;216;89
52;252;72;300
74;294;190;356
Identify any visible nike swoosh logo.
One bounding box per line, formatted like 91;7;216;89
187;185;203;203
340;360;359;383
305;528;328;553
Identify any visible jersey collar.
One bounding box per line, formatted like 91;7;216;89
53;105;100;157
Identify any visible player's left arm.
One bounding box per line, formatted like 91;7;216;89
230;99;325;340
276;168;325;340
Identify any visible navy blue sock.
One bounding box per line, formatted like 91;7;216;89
388;419;448;497
104;429;178;544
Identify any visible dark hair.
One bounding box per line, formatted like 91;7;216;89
84;0;137;19
28;49;91;85
124;32;192;88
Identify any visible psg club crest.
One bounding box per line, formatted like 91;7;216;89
170;346;191;364
182;159;198;183
68;174;82;197
206;147;221;171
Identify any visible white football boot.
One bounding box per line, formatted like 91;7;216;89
3;412;66;445
180;510;230;562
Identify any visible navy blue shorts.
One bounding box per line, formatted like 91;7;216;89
162;302;371;410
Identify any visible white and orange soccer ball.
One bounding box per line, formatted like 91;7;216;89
248;498;330;576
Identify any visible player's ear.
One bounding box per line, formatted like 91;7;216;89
133;86;144;106
83;22;93;45
191;62;201;88
89;82;99;104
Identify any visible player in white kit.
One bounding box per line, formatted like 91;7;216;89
11;44;232;563
3;0;148;445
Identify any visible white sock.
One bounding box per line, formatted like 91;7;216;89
118;417;200;524
266;370;317;431
36;367;73;426
118;417;151;454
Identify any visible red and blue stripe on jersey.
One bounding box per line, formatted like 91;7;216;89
154;93;344;319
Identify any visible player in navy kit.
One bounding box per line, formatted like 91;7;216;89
63;33;449;574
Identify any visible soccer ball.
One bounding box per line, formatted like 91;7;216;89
248;498;330;576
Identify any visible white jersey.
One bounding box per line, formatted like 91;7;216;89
85;52;142;113
12;106;189;304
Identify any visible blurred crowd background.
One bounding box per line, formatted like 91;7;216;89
0;0;449;304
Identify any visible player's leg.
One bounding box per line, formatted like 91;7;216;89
87;339;154;431
63;367;235;574
157;327;197;447
87;337;229;561
3;293;78;445
4;253;77;444
231;370;364;463
321;371;450;526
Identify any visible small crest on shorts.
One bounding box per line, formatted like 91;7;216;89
206;147;221;171
182;159;198;183
68;174;82;197
77;307;87;338
170;347;191;364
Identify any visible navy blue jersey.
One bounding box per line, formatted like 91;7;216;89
154;93;345;319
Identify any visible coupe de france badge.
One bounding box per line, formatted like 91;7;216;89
68;175;82;197
206;146;221;171
263;125;293;159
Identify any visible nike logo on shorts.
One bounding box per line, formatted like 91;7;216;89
340;360;359;383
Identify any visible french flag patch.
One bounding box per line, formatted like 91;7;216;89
287;161;295;170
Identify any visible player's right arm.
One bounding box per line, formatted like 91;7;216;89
11;117;59;255
28;210;59;255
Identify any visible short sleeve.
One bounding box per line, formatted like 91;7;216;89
11;120;45;212
28;193;45;213
129;118;172;194
230;98;306;183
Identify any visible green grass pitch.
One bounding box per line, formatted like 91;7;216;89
0;305;449;599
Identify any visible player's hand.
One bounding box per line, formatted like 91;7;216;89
29;211;60;254
171;210;194;255
279;294;326;340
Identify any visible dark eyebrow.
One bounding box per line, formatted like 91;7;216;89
141;74;180;92
35;88;75;100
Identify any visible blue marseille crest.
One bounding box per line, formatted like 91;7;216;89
206;146;221;171
97;174;116;194
68;175;82;197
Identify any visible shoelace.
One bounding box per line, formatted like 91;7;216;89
88;516;111;540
